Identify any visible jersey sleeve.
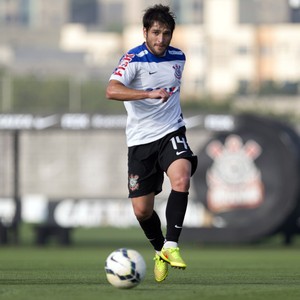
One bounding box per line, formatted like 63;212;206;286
109;53;137;86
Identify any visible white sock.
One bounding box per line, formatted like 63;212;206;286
163;241;178;249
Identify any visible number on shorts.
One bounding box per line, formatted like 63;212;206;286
170;136;188;150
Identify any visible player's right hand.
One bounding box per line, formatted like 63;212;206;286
149;88;170;103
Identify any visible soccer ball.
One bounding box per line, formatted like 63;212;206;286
104;248;146;289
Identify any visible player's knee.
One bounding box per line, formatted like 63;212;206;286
172;175;190;192
133;207;152;222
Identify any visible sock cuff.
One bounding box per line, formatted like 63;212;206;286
171;189;189;196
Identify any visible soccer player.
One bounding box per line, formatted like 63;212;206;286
106;4;198;282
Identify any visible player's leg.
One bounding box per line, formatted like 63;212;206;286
128;141;166;252
166;158;191;241
131;193;165;252
160;158;192;269
131;194;168;282
158;128;198;269
128;141;170;281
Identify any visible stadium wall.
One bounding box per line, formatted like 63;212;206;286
1;113;300;244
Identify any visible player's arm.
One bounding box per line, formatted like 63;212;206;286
106;80;170;102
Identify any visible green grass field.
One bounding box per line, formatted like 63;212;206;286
1;226;300;300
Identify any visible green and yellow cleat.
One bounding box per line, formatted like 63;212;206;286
154;253;168;282
160;247;187;269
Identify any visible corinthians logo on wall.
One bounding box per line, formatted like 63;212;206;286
190;114;300;243
205;134;264;213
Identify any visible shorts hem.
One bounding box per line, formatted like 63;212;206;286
128;189;162;199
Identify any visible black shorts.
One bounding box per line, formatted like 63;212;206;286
127;127;198;198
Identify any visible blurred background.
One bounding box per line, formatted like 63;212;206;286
1;0;300;246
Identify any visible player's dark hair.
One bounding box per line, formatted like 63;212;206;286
143;4;176;33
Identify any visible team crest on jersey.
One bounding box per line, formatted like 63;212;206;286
173;64;182;80
128;174;139;191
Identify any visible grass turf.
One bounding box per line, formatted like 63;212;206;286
0;226;300;300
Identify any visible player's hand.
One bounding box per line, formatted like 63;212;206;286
148;89;170;103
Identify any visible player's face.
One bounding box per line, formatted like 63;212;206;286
143;21;173;57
